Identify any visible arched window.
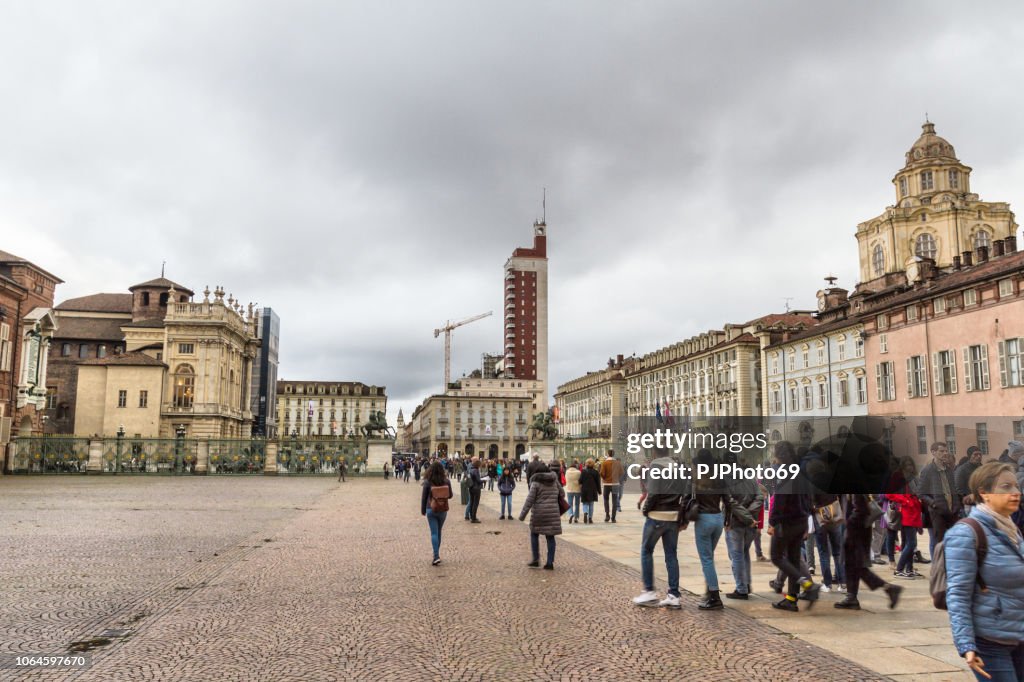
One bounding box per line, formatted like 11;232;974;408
173;364;195;409
914;233;937;260
872;244;885;276
973;230;991;250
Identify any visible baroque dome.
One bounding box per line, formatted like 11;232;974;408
904;121;957;166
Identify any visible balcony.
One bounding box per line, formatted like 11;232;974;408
505;302;515;311
506;283;516;292
506;332;516;340
506;321;515;328
506;292;516;301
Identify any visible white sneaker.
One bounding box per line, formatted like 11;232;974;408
821;585;831;593
659;594;681;609
836;584;847;593
633;591;659;606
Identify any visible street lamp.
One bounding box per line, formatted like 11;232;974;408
175;424;186;472
116;424;125;473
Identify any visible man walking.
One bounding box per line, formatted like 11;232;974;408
633;446;685;609
337;458;347;483
467;457;483;523
600;449;624;523
918;442;963;556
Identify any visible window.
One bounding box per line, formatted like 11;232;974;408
142;292;150;306
998;338;1024;387
771;389;782;414
973;231;990;251
906;306;918;322
976;422;989;455
934;349;958;395
877;314;889;331
964;289;977;306
856;375;867;404
0;323;10;372
855;336;864;358
1015;421;1024;440
178;343;194;355
801;347;809;368
879;333;888;354
964;344;990;391
79;344;89;359
898;176;908;197
173;365;195;408
97;345;107;359
933;297;946;314
945;424;957;456
788;387;799;412
906;355;929;398
117;390;127;408
816;344;825;366
948;169;959;189
139;390;148;408
872;244;885;276
915;233;937;260
817;382;828;409
787;351;795;372
802;385;812;411
876;362;896;401
920;170;934;190
770;353;779;376
916;425;928;455
998;279;1014;297
46;387;58;410
61;342;71;357
837;337;847;361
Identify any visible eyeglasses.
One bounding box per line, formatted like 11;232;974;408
991;483;1023;494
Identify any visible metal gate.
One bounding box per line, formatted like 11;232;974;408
10;437;90;473
276;437;366;475
208;439;266;474
102;438;199;474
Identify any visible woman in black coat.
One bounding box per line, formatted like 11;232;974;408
578;458;602;524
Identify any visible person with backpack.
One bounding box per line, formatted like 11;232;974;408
634;446;686;609
725;452;765;600
768;441;821;612
811;492;845;593
693;449;729;611
498;467;516;520
578;458;602;524
944;461;1024;681
420;461;454;566
518;461;564;569
466;457;483;523
565;460;582;524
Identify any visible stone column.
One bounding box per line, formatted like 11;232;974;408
87;438;103;473
196;439;209;474
264;441;278;475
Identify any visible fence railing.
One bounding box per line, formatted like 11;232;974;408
11;437;91;474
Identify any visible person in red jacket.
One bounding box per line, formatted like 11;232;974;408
887;456;924;579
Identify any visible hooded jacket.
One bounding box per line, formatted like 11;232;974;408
519;471;563;536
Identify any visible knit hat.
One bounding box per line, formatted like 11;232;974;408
1008;441;1024;459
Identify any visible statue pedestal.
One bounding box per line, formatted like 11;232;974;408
529;442;556;463
365;438;395;475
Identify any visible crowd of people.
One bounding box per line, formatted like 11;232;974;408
407;440;1023;681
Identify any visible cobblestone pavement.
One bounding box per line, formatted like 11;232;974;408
0;476;886;681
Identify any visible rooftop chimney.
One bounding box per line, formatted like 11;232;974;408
962;250;973;267
616;354;624;366
994;239;1006;257
1006;235;1018;253
953;255;961;271
976;245;989;263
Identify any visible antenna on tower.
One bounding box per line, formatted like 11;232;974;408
542;187;546;223
824;274;838;288
161;261;166;278
782;297;794;312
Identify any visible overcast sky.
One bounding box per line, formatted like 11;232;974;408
4;2;1024;423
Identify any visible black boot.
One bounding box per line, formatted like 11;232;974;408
698;590;724;611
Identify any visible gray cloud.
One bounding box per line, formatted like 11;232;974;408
3;1;1024;421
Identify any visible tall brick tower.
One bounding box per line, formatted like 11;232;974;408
503;219;548;410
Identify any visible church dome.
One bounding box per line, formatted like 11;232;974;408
904;121;958;166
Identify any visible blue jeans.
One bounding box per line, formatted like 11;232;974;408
567;492;581;519
895;527;918;573
694;512;724;591
500;494;513;517
726;526;757;594
531;533;556;566
582;500;595;518
426;509;446;560
641;518;680;596
465;499;471;520
972;639;1024;682
815;523;845;586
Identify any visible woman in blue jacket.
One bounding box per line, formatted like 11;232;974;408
945;462;1024;681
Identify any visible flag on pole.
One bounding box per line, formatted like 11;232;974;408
664;400;674;428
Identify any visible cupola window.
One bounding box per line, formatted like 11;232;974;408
914;233;937;260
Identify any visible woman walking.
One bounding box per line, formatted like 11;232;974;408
887;456;923;579
946;462;1024;681
498;467;517;519
578;458;602;524
565;460;582;523
518;461;564;569
693;449;728;610
835;492;902;610
420;461;454;566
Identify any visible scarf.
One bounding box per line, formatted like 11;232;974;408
976;502;1024;543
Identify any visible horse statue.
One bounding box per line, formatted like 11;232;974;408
528;411;558;441
362;410;396;439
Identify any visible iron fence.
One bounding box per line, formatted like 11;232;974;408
276;437;368;476
102;438;199;474
208;439;266;474
10;437;90;474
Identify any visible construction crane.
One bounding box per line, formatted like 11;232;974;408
434;311;492;393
